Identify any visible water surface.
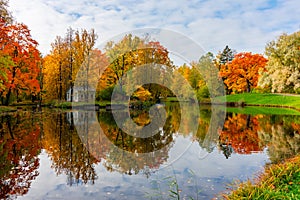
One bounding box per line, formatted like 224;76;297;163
1;104;300;199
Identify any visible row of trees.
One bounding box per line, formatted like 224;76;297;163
1;0;300;105
93;31;299;101
181;29;300;96
216;31;300;94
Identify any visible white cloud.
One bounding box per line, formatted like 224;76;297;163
9;0;300;58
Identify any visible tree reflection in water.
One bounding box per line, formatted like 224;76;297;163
218;113;263;158
218;113;300;162
42;111;99;186
0;112;41;199
1;106;300;199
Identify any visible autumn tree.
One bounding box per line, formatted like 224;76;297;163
137;41;174;100
194;52;218;98
101;34;174;101
103;34;143;94
73;29;99;102
43;28;98;101
172;52;225;100
0;19;41;105
172;64;193;100
219;52;267;93
173;63;204;100
43;36;68;100
259;31;300;93
0;50;13;92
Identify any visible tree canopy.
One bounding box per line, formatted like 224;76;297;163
220;52;267;93
259;31;300;93
0;19;41;105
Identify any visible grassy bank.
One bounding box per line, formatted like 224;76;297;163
223;155;300;199
216;93;300;110
226;106;300;115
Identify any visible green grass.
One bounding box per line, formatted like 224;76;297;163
226;106;300;115
216;93;300;109
95;100;111;107
223;155;300;200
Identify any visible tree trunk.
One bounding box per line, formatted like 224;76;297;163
246;79;251;93
246;114;251;128
5;67;16;106
4;88;12;106
59;60;62;100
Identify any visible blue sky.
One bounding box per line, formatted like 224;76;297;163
9;0;300;58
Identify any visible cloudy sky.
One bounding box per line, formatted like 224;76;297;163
8;0;300;58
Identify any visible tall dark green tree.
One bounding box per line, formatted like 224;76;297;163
217;45;235;65
215;45;236;94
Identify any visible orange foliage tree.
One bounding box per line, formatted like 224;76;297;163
219;52;267;93
218;114;263;157
0;19;41;105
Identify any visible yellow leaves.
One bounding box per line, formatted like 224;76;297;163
132;86;152;101
43;28;99;101
131;112;151;126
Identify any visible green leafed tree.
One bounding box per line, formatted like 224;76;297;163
259;31;300;93
0;53;13;91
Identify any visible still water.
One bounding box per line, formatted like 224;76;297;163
1;103;300;199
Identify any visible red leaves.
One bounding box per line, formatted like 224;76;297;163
0;19;41;101
0;113;41;199
219;114;262;154
219;52;268;93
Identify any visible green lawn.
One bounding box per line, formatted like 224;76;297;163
216;93;300;109
226;106;300;115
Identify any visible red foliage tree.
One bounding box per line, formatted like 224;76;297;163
0;19;41;105
219;52;267;93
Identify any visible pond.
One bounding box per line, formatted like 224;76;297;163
1;103;300;199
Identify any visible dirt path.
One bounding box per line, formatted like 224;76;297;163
274;93;300;97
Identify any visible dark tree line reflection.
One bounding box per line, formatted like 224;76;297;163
1;105;300;199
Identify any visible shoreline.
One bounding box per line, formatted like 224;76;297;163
1;93;300;115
